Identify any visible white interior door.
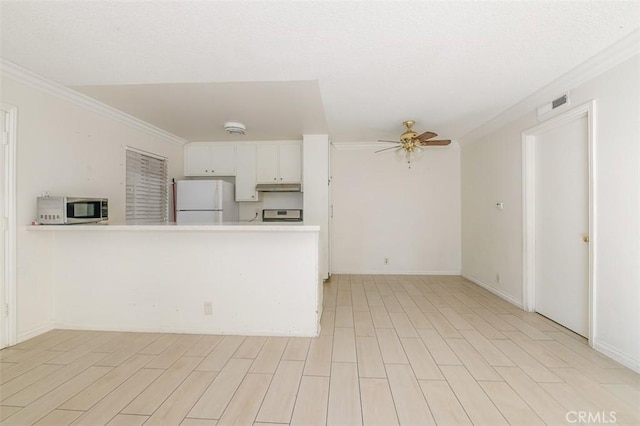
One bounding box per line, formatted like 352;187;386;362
534;114;589;337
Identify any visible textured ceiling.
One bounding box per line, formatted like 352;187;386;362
1;1;639;142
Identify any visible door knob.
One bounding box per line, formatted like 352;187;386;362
583;235;589;243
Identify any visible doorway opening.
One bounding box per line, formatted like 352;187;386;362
522;100;596;344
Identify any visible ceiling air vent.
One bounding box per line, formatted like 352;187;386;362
537;92;570;118
552;94;568;109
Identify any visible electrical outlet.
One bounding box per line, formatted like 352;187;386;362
204;301;213;315
384;258;389;265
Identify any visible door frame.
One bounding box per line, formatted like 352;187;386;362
1;102;17;348
522;100;596;344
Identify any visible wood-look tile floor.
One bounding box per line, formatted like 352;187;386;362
1;275;639;425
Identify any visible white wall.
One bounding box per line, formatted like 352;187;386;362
331;143;461;274
461;115;529;306
44;227;320;337
303;134;330;279
1;72;185;342
461;54;640;371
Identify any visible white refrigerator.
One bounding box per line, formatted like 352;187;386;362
176;180;239;224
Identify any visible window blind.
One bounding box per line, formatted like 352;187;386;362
126;149;168;222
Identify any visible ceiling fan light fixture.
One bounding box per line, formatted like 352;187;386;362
224;121;246;135
376;120;451;168
400;120;417;142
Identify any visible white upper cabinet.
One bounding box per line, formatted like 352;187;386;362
185;143;236;176
184;141;301;196
256;142;302;183
278;144;302;183
256;144;279;183
235;144;259;201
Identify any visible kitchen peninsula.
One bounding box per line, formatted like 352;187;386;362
29;222;322;337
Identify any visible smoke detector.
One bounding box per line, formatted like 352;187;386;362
224;121;246;135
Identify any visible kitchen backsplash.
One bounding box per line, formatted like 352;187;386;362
238;192;303;221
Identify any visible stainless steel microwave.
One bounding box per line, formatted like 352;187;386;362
37;197;108;224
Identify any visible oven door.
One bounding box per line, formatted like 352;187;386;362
262;209;303;222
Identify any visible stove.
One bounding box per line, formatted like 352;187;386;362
262;209;303;222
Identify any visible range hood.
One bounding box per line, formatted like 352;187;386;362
255;183;302;192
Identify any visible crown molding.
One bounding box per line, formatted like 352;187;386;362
460;28;640;145
0;59;187;146
331;142;384;150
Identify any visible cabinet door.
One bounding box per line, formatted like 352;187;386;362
235;145;259;201
278;144;302;183
185;144;236;176
209;145;236;175
185;144;213;176
256;144;279;183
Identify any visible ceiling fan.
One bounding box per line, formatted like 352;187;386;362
376;120;451;167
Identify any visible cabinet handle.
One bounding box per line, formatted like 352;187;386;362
251;195;255;199
280;178;283;181
273;178;277;181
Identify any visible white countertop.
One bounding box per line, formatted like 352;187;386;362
26;221;320;232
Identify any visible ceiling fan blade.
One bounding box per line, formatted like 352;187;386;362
377;139;401;144
419;139;451;146
374;145;401;153
416;131;437;142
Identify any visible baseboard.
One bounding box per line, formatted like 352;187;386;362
329;269;461;276
53;323;319;338
17;321;55;344
592;339;640;374
462;273;524;309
